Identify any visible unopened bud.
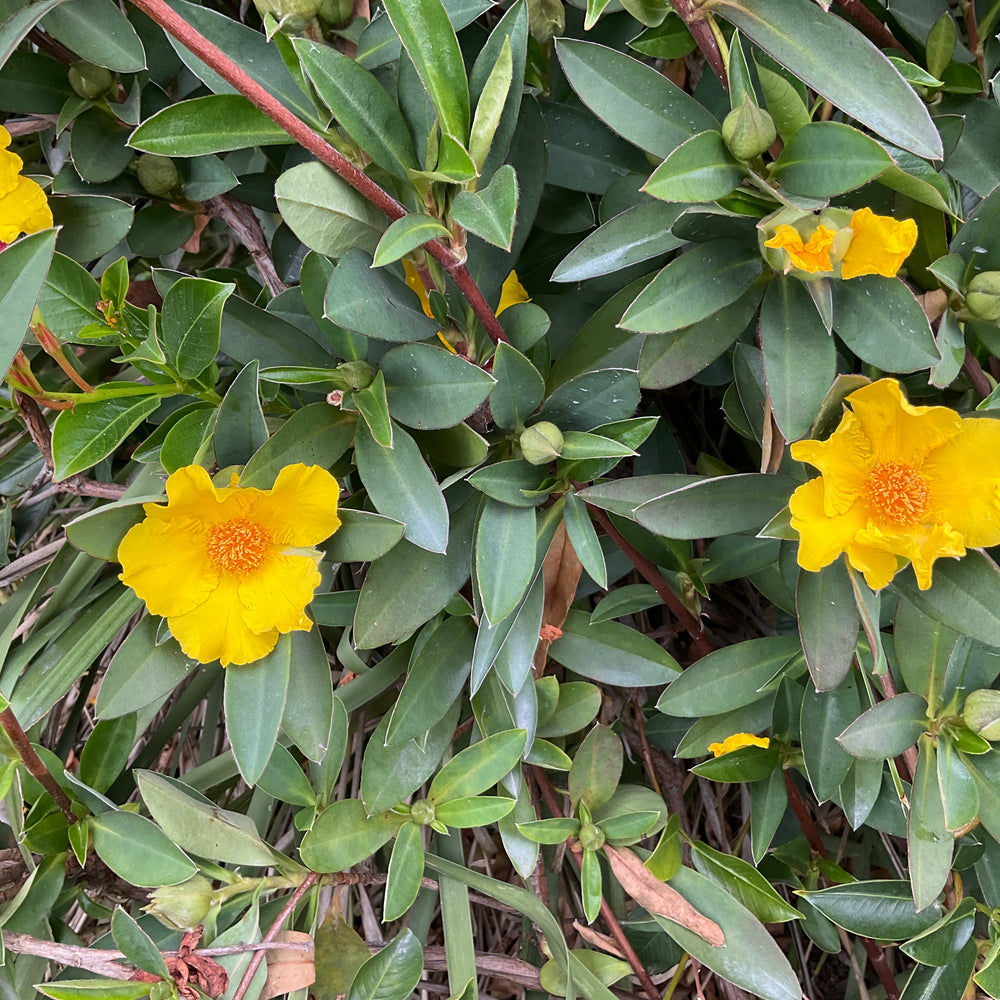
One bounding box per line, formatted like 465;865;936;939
578;822;605;853
68;61;114;100
964;689;1000;740
410;799;436;826
143;875;214;931
520;422;564;465
527;0;565;44
722;97;777;161
253;0;322;31
966;271;1000;323
136;154;181;198
317;0;353;25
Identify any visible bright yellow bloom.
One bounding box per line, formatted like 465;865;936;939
497;270;530;313
840;208;918;280
0;126;53;244
118;464;341;667
764;223;836;274
790;379;1000;591
708;733;770;757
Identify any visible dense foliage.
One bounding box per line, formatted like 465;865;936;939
4;0;1000;998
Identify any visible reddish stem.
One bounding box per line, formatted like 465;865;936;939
127;0;509;345
0;707;76;825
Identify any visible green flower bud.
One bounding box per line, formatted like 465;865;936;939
964;689;1000;740
410;799;436;826
722;97;777;161
68;61;114;100
143;875;214;931
966;271;1000;323
578;822;605;853
527;0;565;44
520;422;564;465
253;0;321;31
136;154;181;198
317;0;353;25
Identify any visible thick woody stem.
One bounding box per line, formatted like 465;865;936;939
127;0;509;345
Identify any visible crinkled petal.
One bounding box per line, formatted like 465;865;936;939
143;465;250;526
118;515;219;618
855;521;965;591
846;378;960;467
246;463;340;546
0;147;22;196
791;410;873;515
238;552;321;635
841;208;918;279
790;477;869;569
168;574;280;667
0;175;53;243
922;417;1000;547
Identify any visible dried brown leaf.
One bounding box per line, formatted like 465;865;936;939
262;930;316;1000
533;521;583;673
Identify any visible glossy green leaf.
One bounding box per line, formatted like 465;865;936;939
909;735;952;912
214;360;268;468
430;729;527;802
384;821;425;922
373;215;451;267
89;811;197;888
301;798;404;873
800;673;860;803
161;276;233;379
435;795;517;827
36;984;153;1000
643;131;744;203
771;122;893;196
0;228;57;382
450;163;519;249
476;500;536;624
937;736;979;832
798;880;941;939
692;842;802;923
43;0;145;71
563;492;607;589
837;692;929;760
324;510;404;564
353;370;394;447
797;558;859;691
568;725;622;810
348;929;423;1000
489;341;545;430
111;907;171;981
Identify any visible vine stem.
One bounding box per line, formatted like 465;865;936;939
0;706;76;825
126;0;509;345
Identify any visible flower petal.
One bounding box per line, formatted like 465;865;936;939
118;515;218;618
855;522;965;591
238;552;321;636
841;208;918;279
168;574;280;667
0;175;53;243
790;477;867;568
246;463;341;546
497;270;530;313
791;410;873;515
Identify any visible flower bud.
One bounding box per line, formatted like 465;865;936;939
143;875;214;931
410;799;436;826
722;97;777;161
964;689;1000;740
966;271;1000;323
136;154;181;198
520;422;564;465
527;0;565;44
68;61;114;100
253;0;322;31
317;0;353;25
578;822;605;853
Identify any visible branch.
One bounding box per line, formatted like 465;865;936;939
127;0;510;345
0;707;76;825
667;0;727;84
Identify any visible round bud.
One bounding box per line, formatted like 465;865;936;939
410;799;436;826
136;154;182;198
964;689;1000;740
520;421;564;465
317;0;353;25
528;0;565;44
143;875;214;931
966;271;1000;323
68;61;114;100
722;98;777;161
578;822;605;853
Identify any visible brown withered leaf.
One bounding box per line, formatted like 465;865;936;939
130;928;228;1000
533;521;583;674
572;920;624;958
603;845;725;947
262;930;316;999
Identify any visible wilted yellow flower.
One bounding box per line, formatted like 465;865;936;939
0;126;53;244
497;270;530;312
118;464;341;667
708;733;770;757
790;379;1000;591
840;208;918;280
764;223;836;274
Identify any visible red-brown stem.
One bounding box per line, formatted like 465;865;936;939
963;347;992;400
0;707;76;825
860;938;901;1000
959;0;986;87
231;871;319;1000
830;0;914;58
667;0;727;85
126;0;510;346
586;503;715;660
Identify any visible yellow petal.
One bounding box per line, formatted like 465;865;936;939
0;148;22;197
497;270;530;314
791;410;873;516
245;463;341;546
708;733;770;757
790;476;871;571
855;521;965;591
168;574;280;667
841;208;918;280
0;175;53;243
403;259;435;318
238;552;320;635
118;514;219;618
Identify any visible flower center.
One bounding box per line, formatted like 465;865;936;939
206;518;272;574
864;462;930;525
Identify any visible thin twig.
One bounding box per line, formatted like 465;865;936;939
963;347;992;400
667;0;727;84
0;707;76;824
127;0;510;346
205;195;287;298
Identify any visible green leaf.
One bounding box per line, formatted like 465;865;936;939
797;558;860;691
353;369;394;447
214;360;268;468
161;276;233;379
837;692;929;760
657;635;802;716
799;673;859;802
691;842;802;923
643;131;744;203
450;163;519;249
283;629;339;763
704;0;942;158
324;511;404;564
347;929;424;1000
799;880;942;940
224;637;290;786
469;36;513;170
537;369;640;432
383;0;470;142
80;716;137;794
111;907;172;981
435;795;517;827
301;798;404;873
756;62;810;141
354;417;449;553
384;821;425;921
294;37;418;180
563;492;607;589
550;609;681;687
36;983;153;1000
620;240;764;333
771;122;893;196
0;0;65;68
42;0;145;71
129;95;291;155
430;729;527;802
489;342;544;431
517;817;581;844
89;811;197;888
476;500;537;624
70;110;133;183
555;38;719;158
373;215;451;267
51;194;133;264
568;725;622;810
0;228;57;383
909;735;952;912
937;735;978;832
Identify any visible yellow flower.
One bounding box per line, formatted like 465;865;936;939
118;464;341;667
708;733;770;757
0;126;53;244
764;223;836;274
497;270;530;313
789;379;1000;591
840;208;918;280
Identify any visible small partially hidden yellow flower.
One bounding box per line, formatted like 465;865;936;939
764;223;836;274
497;270;530;313
840;208;918;280
708;733;770;757
0;126;53;244
790;379;1000;591
118;464;341;667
